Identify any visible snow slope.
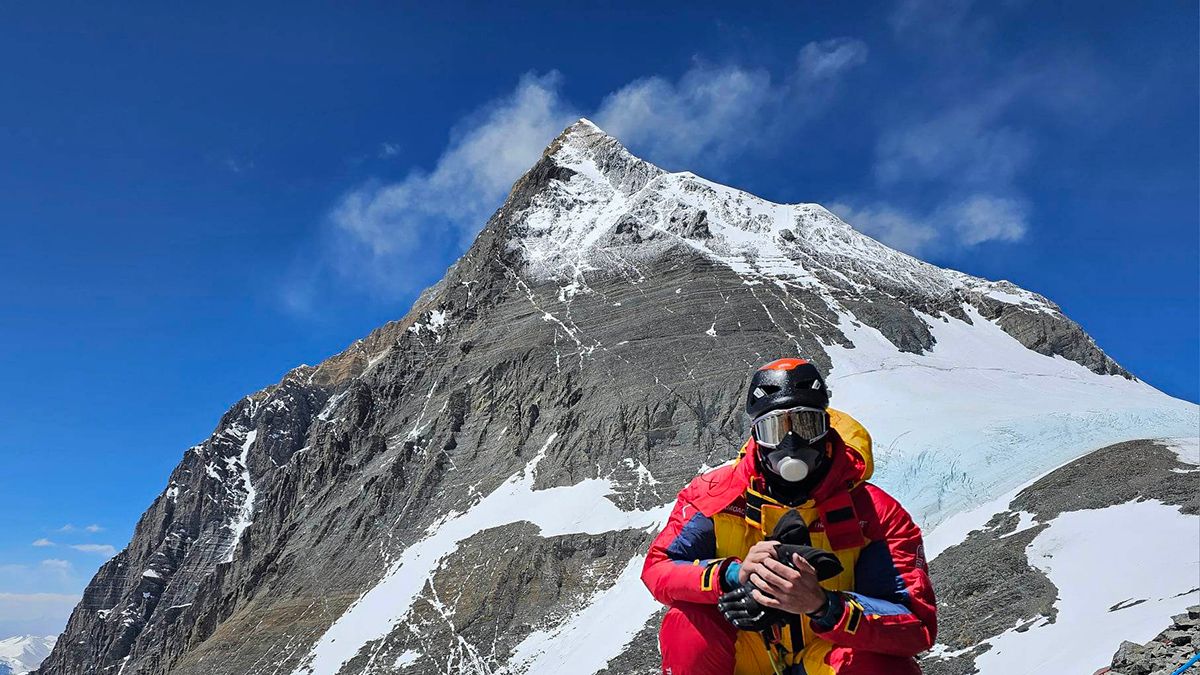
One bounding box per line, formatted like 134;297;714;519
0;635;56;675
924;437;1199;674
974;499;1198;674
824;305;1196;528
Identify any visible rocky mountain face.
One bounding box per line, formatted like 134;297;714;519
36;121;1197;675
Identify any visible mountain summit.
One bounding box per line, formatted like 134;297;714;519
37;121;1195;675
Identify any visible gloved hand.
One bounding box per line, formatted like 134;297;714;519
717;584;787;631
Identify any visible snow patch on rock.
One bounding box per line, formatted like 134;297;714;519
500;556;659;674
289;434;671;675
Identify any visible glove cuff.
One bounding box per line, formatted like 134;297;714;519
806;590;845;630
719;558;741;592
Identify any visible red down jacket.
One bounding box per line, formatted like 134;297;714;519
642;410;937;674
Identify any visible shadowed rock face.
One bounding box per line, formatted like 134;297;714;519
38;120;1150;675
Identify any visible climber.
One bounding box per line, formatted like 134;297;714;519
641;358;938;675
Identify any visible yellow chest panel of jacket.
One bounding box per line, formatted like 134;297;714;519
714;500;864;675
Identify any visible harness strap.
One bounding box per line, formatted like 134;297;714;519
760;625;789;675
744;485;771;532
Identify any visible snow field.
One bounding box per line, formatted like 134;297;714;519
974;500;1199;674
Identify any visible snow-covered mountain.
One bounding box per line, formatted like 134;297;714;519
37;120;1197;675
0;635;56;675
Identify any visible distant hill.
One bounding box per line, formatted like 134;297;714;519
0;635;56;675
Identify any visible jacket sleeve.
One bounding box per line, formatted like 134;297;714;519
641;493;735;606
809;485;938;656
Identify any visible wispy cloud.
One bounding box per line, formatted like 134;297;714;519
69;544;116;556
0;591;79;601
890;0;983;43
224;157;255;174
828;202;939;256
308;42;867;303
31;538;55;547
797;38;870;80
378;142;400;159
596;39;866;169
829;0;1116;256
831;195;1027;256
323;71;577;297
55;522;104;534
946;195;1027;246
874;89;1031;188
0;560;75;588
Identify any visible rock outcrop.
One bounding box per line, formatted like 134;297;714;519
1105;607;1200;675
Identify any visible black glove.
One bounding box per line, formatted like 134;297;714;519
775;543;843;581
717;584;788;631
770;511;844;581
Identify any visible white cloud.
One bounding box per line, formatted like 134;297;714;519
317;43;868;300
327;72;578;294
887;0;1010;54
830;194;1029;255
945;194;1027;246
0;560;75;590
797;38;870;80
829;202;939;255
875;88;1032;187
595;39;867;168
31;538;54;547
378;142;400;159
69;544;116;556
57;524;75;533
84;524;104;533
594;65;774;168
0;592;78;602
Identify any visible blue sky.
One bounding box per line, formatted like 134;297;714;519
0;1;1196;636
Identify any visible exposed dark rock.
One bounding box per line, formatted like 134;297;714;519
1105;605;1200;674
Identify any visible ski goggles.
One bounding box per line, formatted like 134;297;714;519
751;406;828;448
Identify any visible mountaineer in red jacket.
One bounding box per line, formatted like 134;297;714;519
642;358;937;675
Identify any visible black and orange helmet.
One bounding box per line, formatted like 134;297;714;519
745;358;830;420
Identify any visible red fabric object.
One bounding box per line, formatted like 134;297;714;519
658;604;737;675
